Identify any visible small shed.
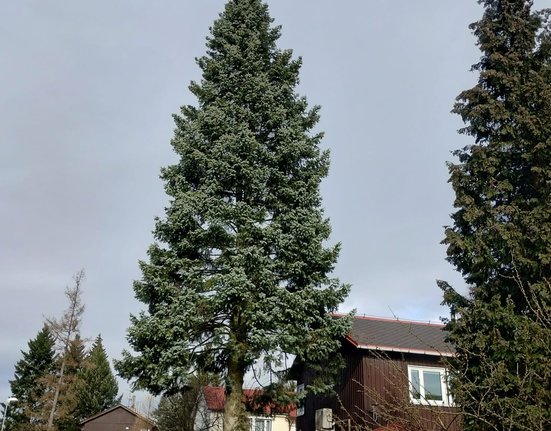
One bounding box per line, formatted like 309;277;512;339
81;404;158;431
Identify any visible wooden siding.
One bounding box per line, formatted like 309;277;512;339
82;406;158;431
297;347;461;431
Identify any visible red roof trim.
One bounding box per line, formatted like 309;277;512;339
344;334;359;347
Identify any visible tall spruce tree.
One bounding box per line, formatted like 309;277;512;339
440;0;551;429
116;1;350;430
8;326;56;431
72;335;119;423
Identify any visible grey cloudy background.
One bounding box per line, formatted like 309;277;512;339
3;0;544;405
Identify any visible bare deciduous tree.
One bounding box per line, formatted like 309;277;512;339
44;270;86;430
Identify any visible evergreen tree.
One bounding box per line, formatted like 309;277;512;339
116;1;350;430
73;335;119;423
440;1;551;429
8;326;56;431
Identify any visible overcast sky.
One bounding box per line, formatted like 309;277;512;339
3;0;547;407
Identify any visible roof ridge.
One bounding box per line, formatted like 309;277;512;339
333;312;445;327
80;404;157;426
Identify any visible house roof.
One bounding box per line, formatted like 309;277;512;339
341;315;453;357
202;386;296;418
203;386;226;411
80;404;158;427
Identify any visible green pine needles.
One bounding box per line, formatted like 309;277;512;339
73;336;120;424
441;0;551;430
116;1;350;430
9;326;56;430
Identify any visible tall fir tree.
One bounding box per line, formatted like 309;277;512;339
116;1;350;430
8;326;56;431
440;0;551;429
72;335;119;424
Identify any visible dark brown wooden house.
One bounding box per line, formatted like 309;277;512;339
81;404;158;431
295;316;461;431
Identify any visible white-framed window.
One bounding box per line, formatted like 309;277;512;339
248;416;272;431
296;383;305;417
407;365;452;407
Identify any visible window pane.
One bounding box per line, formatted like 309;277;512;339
410;369;421;399
423;371;443;401
254;419;271;431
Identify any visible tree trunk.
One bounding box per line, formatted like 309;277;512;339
224;313;248;431
47;355;67;429
223;356;246;431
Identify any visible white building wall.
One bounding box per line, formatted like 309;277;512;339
272;414;296;431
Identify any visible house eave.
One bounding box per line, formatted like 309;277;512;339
354;342;454;357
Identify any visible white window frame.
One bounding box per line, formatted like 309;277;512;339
248;416;272;431
407;365;452;407
296;383;305;417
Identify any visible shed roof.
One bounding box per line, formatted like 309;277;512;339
341;315;453;357
81;404;158;427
